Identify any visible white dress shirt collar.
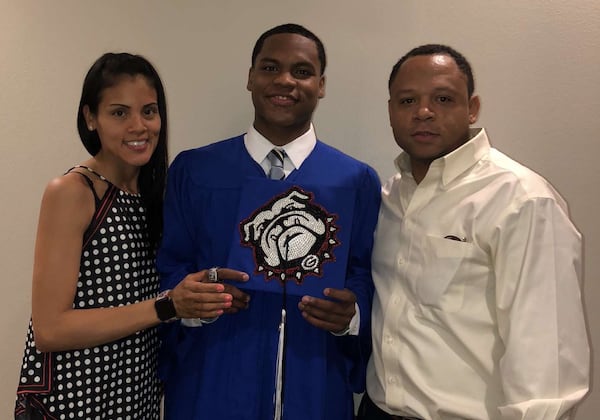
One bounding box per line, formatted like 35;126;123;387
244;123;317;170
395;128;489;186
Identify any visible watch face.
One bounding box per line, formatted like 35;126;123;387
155;292;177;322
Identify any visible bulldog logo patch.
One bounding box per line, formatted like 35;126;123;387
240;186;340;284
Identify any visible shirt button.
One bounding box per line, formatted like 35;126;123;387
397;256;405;266
388;376;396;384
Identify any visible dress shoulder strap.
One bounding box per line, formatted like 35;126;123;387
66;165;110;183
64;166;119;248
65;166;105;204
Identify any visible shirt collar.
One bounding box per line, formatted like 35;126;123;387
395;128;491;186
244;124;317;170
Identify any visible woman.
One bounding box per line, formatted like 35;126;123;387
15;52;170;419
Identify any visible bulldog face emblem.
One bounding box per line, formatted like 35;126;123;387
240;187;339;284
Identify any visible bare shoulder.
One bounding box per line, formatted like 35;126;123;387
40;172;95;228
44;171;92;201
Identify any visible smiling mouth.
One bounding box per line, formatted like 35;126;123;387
124;140;149;147
269;95;297;106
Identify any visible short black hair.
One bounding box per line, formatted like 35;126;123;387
388;44;475;97
251;23;327;75
76;52;169;248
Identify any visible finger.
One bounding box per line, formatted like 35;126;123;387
181;272;226;292
301;311;346;333
204;268;249;283
299;303;350;326
171;279;225;305
192;308;226;319
298;296;334;313
299;296;355;325
230;299;249;311
300;295;352;315
200;284;247;312
323;288;356;304
186;291;232;305
176;299;232;319
183;280;226;294
223;284;250;303
217;268;249;281
190;300;232;312
184;271;207;283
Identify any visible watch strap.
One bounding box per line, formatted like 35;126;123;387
155;290;178;322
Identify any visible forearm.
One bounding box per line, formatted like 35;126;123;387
32;298;160;352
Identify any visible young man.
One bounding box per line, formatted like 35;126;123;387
157;24;380;420
359;44;589;420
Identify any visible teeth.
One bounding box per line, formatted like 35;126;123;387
127;140;146;147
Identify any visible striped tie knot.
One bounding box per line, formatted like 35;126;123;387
268;148;286;180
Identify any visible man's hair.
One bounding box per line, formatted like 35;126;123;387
388;44;475;97
251;23;327;75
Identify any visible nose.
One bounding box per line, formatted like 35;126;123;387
129;114;147;133
273;71;296;87
415;101;434;120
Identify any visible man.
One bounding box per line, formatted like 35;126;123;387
359;44;589;420
157;24;381;420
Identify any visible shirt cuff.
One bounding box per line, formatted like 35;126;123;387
331;303;360;336
180;317;219;327
498;388;589;420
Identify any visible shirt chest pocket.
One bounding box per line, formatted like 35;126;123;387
416;235;474;312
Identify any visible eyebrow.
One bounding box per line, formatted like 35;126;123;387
257;57;279;65
394;86;459;95
257;57;316;69
106;102;158;107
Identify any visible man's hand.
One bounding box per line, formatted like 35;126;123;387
222;282;251;314
298;288;356;333
170;268;249;319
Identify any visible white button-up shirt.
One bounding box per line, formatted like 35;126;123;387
367;128;589;419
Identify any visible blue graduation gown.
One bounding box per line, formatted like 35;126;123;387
157;135;381;420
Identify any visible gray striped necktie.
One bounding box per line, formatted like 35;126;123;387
267;148;286;180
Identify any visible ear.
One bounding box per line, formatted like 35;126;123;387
318;75;326;99
246;67;254;92
388;99;393;127
83;105;96;130
468;95;481;124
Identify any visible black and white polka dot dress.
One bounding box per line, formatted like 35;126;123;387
15;168;162;420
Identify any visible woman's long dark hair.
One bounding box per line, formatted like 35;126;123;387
76;52;169;249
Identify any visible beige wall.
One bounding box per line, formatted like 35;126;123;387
1;0;598;418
